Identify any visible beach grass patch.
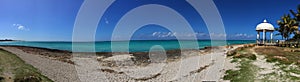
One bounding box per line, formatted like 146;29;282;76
230;58;239;63
227;46;256;60
289;68;300;74
223;58;258;82
226;50;237;56
14;73;42;82
0;68;2;73
267;62;300;81
0;49;53;82
223;69;239;80
226;46;300;81
233;53;256;60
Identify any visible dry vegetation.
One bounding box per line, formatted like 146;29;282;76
254;46;300;65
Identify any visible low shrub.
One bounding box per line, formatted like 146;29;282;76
0;76;4;81
223;70;239;80
14;74;41;82
230;58;238;63
266;56;293;64
247;54;257;60
233;53;256;60
227;51;236;56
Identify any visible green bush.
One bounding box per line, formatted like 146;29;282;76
230;58;238;63
14;74;41;82
267;57;278;62
223;70;239;80
247;54;257;60
233;53;256;60
227;50;237;56
0;76;4;82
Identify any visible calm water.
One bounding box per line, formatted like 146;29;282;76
0;40;255;52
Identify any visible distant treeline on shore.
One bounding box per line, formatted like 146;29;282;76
0;39;15;41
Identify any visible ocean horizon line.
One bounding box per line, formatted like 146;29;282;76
6;39;256;43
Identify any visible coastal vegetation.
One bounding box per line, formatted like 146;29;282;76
224;4;300;81
224;45;258;81
223;58;258;82
0;49;52;82
224;45;300;81
254;46;300;65
277;5;300;41
276;14;298;40
0;39;15;42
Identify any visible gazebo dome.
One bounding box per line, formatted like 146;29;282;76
256;19;275;31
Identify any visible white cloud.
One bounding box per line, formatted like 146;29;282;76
13;24;29;31
152;32;176;38
17;25;25;30
105;18;109;24
233;33;254;38
151;32;255;40
210;33;227;37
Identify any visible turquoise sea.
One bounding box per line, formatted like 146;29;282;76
0;40;255;52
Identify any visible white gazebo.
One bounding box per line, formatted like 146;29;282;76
256;19;275;45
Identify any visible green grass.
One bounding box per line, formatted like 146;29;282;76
230;58;239;63
0;49;53;82
224;58;258;82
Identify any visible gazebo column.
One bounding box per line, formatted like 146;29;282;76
263;30;265;44
257;31;260;44
270;32;273;43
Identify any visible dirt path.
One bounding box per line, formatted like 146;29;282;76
250;47;276;75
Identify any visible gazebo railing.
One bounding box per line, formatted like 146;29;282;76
256;39;277;46
278;40;300;48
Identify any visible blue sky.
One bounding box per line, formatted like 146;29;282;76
0;0;300;41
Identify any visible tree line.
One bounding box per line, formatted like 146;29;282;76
276;5;300;41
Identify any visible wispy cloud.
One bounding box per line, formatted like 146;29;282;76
232;33;255;38
105;18;109;24
152;32;176;38
151;32;254;40
13;24;29;31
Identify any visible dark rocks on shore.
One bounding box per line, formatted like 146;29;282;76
1;45;214;66
95;49;183;66
1;45;74;64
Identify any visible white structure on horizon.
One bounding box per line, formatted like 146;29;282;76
256;19;275;45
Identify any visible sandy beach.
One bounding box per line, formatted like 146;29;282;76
0;44;246;82
0;46;80;82
3;44;299;82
